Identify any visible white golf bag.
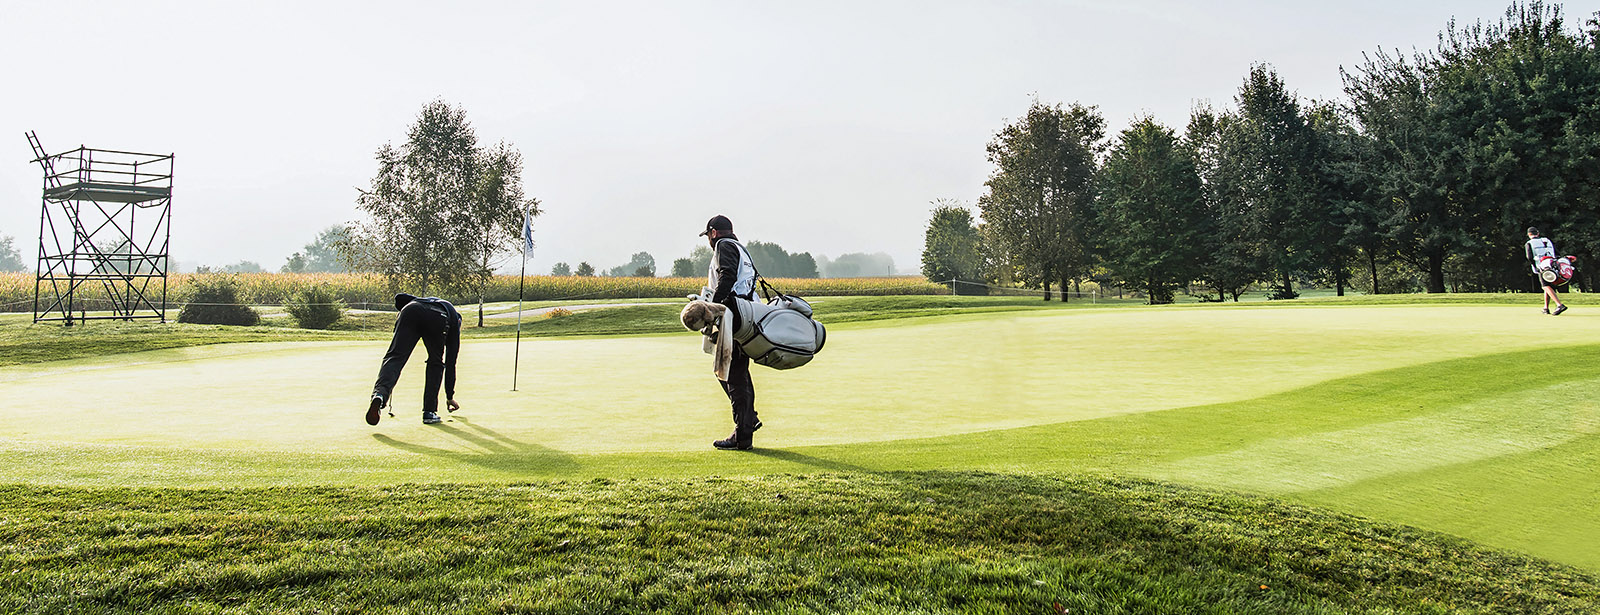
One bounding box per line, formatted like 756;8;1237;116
696;280;826;370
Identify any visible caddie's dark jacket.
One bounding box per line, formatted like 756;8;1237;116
710;233;755;306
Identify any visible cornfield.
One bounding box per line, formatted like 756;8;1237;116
1;272;949;312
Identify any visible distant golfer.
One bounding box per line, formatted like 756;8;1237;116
700;215;762;450
367;293;462;425
1526;227;1569;316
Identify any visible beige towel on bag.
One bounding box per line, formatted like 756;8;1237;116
682;300;734;381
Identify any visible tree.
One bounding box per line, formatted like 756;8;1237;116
221;260;264;273
1430;2;1600;292
1231;65;1323;299
979;100;1104;300
1344;36;1464;293
575;262;595;277
465;142;541;325
1307;102;1381;296
676;246;713;278
670;258;695;277
1095;118;1207;304
743;241;819;277
607;252;655;277
1185;105;1261;301
281;226;352;273
0;235;26;272
920;199;985;293
551;262;571;276
790;252;820;279
818;253;896;277
346;99;537;316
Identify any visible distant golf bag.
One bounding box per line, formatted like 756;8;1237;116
1538;255;1578;286
728;287;827;369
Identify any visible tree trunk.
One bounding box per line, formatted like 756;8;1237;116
1042;280;1052;301
477;289;485;328
1282;272;1294;298
1426;250;1446;293
1334;252;1345;297
1368;247;1378;295
1061;276;1072;303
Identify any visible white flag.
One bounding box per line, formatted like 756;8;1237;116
522;212;535;259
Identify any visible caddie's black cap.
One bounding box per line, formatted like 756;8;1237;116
1528;226;1541;235
699;215;733;237
394;293;417;311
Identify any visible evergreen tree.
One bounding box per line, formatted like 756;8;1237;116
1096;118;1206;304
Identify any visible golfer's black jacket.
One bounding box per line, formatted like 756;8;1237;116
409;297;463;399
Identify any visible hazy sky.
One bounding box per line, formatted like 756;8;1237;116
0;0;1544;275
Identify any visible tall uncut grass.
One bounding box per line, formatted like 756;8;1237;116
3;272;947;312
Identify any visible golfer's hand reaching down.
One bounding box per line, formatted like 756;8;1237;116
448;399;460;413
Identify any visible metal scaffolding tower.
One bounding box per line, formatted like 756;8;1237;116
28;132;174;325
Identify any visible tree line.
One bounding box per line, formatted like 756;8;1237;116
924;2;1600;302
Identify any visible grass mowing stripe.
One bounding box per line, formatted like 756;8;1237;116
2;473;1596;614
1296;433;1600;571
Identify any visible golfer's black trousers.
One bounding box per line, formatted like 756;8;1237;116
722;345;759;440
373;302;449;414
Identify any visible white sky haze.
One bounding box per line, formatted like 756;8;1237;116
0;0;1544;274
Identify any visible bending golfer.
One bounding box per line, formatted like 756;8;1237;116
367;293;462;425
700;215;762;450
1526;227;1569;316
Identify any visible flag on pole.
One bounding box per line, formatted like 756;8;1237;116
522;212;535;259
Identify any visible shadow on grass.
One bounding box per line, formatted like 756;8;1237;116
748;448;874;473
372;415;580;475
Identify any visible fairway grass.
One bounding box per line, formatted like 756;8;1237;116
6;301;1600;593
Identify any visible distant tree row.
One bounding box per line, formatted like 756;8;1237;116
925;2;1600;301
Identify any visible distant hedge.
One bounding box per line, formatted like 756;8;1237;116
0;272;948;313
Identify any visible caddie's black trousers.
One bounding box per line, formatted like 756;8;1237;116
722;345;759;438
373;302;448;414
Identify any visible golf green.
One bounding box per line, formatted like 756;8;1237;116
0;303;1588;471
4;303;1599;569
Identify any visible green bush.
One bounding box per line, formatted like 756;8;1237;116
177;275;260;326
285;284;346;329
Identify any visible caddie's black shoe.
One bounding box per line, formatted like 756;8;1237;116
1544;308;1552;315
1555;305;1569;316
366;395;384;426
423;411;442;425
713;432;752;450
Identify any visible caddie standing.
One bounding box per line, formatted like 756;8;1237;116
700;215;762;450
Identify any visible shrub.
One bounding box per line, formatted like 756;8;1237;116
178;275;260;326
545;307;573;319
285;284;346;329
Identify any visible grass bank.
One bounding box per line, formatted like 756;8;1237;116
3;472;1596;614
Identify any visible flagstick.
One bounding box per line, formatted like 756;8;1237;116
512;241;526;392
